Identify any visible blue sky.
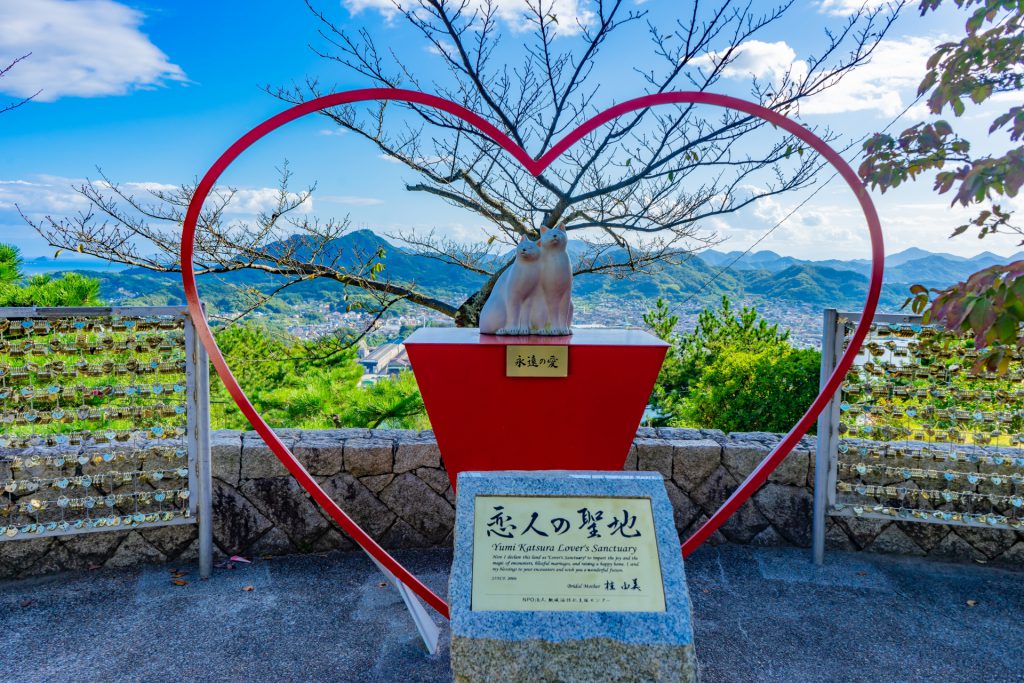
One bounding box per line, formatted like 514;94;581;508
1;0;1021;269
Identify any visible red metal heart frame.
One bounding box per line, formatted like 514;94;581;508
181;88;883;619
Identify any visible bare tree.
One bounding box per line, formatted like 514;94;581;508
1;54;39;116
28;0;905;332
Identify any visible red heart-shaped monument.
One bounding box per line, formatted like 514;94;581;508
181;89;883;619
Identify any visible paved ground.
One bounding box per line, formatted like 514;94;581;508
1;544;1022;682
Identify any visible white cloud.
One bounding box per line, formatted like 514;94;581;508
800;36;939;117
0;177;91;213
817;0;896;16
317;128;347;137
1004;193;1024;216
901;101;932;121
343;0;595;35
0;0;185;102
692;40;806;84
873;196;1024;257
121;181;178;193
748;195;856;243
386;220;490;245
320;195;385;206
426;40;457;57
693;34;943;118
712;188;1024;261
344;0;401;19
378;152;446;166
215;188;314;215
0;176;314;218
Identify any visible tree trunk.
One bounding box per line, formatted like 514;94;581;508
454;262;511;327
454;289;487;327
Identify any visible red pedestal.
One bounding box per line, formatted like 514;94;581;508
405;328;668;488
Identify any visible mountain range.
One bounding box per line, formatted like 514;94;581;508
41;230;1024;315
697;246;1022;286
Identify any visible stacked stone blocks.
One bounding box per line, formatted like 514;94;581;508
2;427;1022;579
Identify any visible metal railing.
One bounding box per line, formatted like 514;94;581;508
813;309;1024;564
0;306;213;577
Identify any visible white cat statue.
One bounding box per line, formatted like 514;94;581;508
533;223;573;335
478;238;542;335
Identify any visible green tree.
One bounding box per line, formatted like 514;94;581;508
0;244;24;287
210;323;364;429
0;243;102;307
682;346;821;433
343;371;428;430
859;0;1023;367
644;296;819;432
675;296;794;384
642;298;685;424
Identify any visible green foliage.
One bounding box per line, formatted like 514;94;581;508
209;324;365;430
860;1;1023;224
858;1;1024;357
682;347;821;434
907;261;1024;372
209;324;429;430
0;244;23;285
645;296;820;433
343;371;429;430
676;295;792;376
642;298;686;422
0;243;102;306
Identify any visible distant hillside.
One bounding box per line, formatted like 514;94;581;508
696;245;1024;285
58;230;1023;316
263;230;482;290
22;255;123;276
696;249;801;271
744;263;868;306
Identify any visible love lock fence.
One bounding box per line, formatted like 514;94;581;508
0;306;213;577
812;309;1024;563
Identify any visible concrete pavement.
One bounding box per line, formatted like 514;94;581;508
1;544;1021;682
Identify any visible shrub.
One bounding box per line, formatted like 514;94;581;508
0;244;102;306
682;346;821;433
645;295;821;433
343;371;428;430
210;324;364;429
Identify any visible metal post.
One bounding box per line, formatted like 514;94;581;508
812;308;838;565
183;311;214;578
370;555;440;654
196;327;214;579
824;317;846;521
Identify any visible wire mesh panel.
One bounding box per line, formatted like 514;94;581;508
812;310;1024;562
0;307;212;573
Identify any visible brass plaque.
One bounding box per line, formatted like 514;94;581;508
506;345;568;377
471;495;665;612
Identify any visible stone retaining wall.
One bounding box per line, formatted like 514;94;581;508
2;428;1022;579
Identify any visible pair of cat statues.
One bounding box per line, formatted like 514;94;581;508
479;223;573;336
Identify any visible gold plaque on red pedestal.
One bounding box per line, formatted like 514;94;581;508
471;494;665;612
506;345;568;377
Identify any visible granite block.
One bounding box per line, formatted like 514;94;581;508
450;471;696;683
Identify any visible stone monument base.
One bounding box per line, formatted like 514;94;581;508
452;637;695;683
450;471;697;683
